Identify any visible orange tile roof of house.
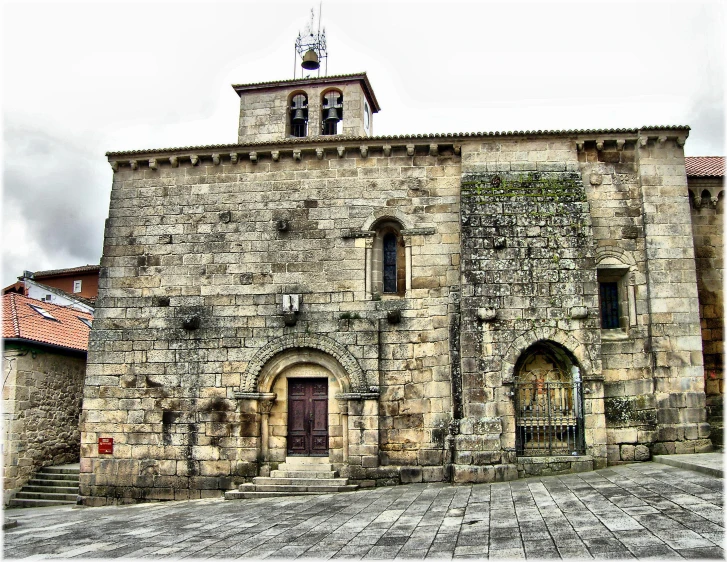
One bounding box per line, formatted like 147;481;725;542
685;156;725;177
2;293;92;352
31;264;100;279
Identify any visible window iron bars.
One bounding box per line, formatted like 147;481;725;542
515;378;585;456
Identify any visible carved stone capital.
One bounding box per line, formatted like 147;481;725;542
337;400;349;415
259;398;275;415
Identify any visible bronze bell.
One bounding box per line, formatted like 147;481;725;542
301;49;320;70
324;107;339;123
292;109;306;123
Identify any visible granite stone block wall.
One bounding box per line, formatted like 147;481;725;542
3;346;86;504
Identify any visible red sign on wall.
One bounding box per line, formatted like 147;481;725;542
98;438;113;454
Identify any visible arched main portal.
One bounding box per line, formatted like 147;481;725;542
514;341;585;456
257;349;350;465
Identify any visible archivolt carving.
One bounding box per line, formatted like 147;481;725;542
362;208;415;231
501;328;596;384
595;246;635;267
241;333;367;393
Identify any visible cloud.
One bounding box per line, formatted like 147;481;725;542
2;123;111;285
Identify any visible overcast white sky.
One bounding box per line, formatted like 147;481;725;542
2;0;725;288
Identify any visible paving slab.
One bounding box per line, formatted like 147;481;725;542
3;461;724;559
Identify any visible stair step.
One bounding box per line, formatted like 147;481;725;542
253;477;350;487
284;456;331;465
32;473;80;482
39;467;80;475
277;464;333;472
22;486;78;494
270;470;339;479
253;484;358;493
14;491;78;501
7;498;76;508
28;478;79;487
225;490;323;500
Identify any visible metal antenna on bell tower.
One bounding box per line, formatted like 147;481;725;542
294;4;328;79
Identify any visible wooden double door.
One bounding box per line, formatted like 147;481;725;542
287;378;328;456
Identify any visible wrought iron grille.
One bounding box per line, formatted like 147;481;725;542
515;379;585;456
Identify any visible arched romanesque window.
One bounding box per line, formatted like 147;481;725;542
369;221;407;297
514;342;585;456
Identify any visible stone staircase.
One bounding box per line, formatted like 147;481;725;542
7;465;79;508
225;457;358;500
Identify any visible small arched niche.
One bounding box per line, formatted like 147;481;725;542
321;89;343;135
513;341;585;457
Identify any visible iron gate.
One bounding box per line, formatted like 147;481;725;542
515;379;585;456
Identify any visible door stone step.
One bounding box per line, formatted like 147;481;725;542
225;458;358;501
270;470;339;478
7;465;79;508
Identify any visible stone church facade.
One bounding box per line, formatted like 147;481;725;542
80;72;719;504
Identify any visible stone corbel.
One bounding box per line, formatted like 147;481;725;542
293;149;302;161
676;136;686;147
148;158;157;171
360;145;368;158
190;155;199;166
169;156;179;168
212;154;220;166
638;136;649;148
249;151;258;163
616;139;626;150
230;152;238;164
595;140;604;151
429;144;439;157
316;148;324;160
406;144;415;157
453;144;461;156
711;196;719;207
271;151;280;162
576;141;585;152
658;135;667;145
337;146;345;158
383;145;392;157
110;161;119;172
129;160;138;170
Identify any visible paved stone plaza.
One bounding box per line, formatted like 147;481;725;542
3;461;723;559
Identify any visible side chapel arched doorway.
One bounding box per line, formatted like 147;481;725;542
514;342;585;456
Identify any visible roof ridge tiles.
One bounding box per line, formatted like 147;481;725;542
105;126;690;158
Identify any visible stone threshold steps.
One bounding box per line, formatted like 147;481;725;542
225;457;358;500
8;465;79;508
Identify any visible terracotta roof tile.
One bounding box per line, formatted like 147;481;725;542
31;265;100;279
685;156;725;177
2;293;92;352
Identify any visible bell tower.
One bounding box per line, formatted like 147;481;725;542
232;9;380;144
